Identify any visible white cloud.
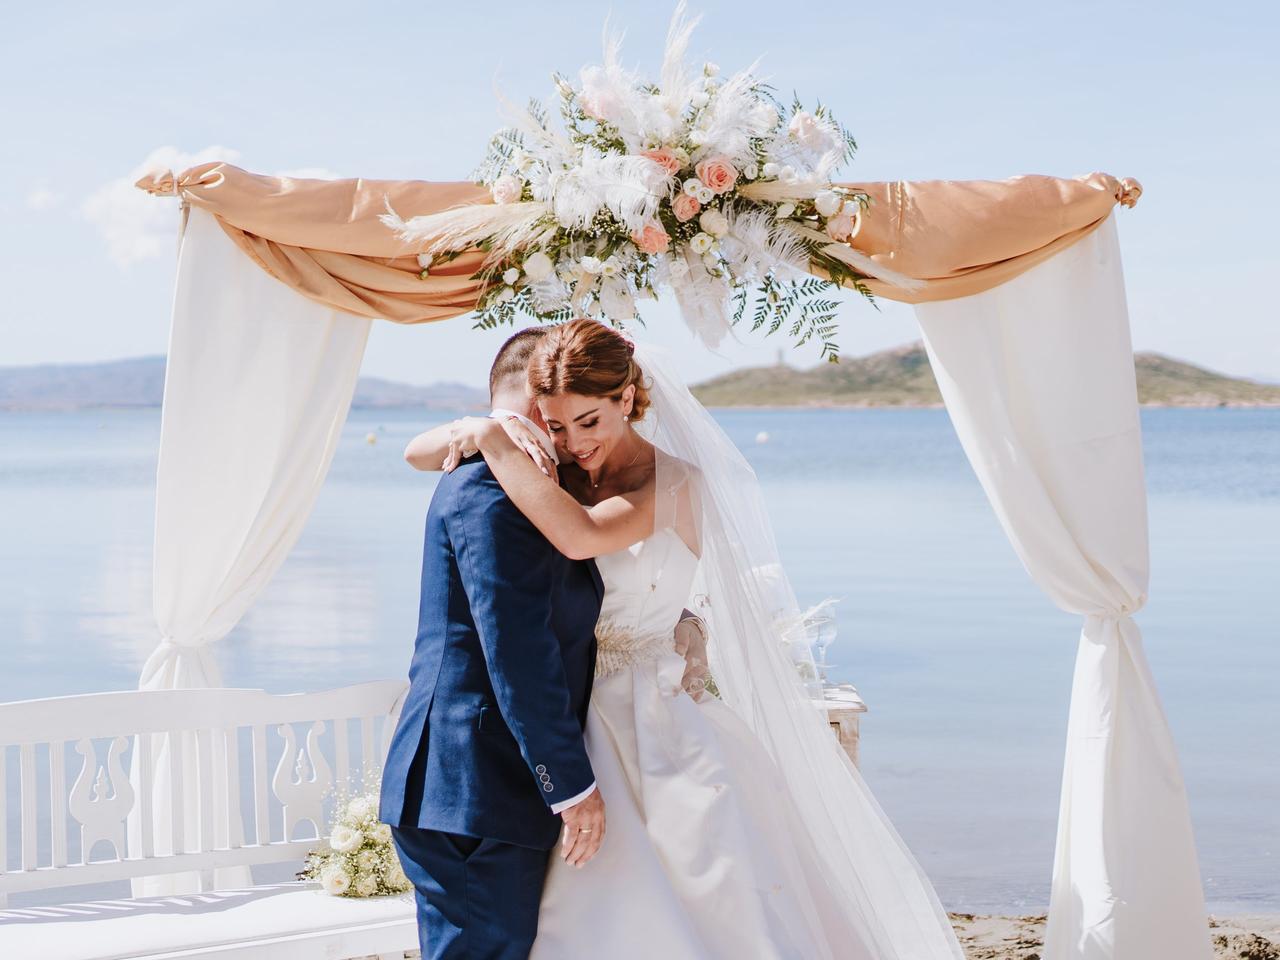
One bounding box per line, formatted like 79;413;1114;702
26;186;64;210
82;144;243;267
81;149;347;268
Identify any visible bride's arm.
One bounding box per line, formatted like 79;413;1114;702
403;420;461;471
470;419;655;561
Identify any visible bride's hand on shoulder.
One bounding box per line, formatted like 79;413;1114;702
494;416;558;483
441;416;501;472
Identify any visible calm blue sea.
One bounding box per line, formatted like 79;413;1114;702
1;407;1276;913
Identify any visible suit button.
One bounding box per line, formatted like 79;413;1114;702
535;764;547;774
543;782;554;792
540;772;551;782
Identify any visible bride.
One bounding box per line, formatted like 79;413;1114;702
421;318;962;959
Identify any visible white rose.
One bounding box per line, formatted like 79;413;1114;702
814;190;842;217
388;860;409;890
752;103;780;131
600;256;621;277
689;232;714;254
320;865;351;896
356;848;379;872
762;162;781;178
330;825;363;853
496;286;516;303
580;255;603;275
415;252;433;270
346;796;375;821
598;277;636;321
695;186;714;204
371;822;393;844
690;91;710;109
522;251;554;281
502;267;520;285
354;875;379;897
699;209;729;237
776;202;796;219
682;178;704;197
490;174;522;205
743;163;759;180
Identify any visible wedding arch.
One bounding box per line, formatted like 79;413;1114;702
119;23;1207;960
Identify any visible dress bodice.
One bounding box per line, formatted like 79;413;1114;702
592;526;699;677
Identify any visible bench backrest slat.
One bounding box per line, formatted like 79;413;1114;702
250;723;270;847
20;744;36;871
49;739;67;868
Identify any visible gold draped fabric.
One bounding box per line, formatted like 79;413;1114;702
135;161;1140;321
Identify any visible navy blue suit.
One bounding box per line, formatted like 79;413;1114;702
379;453;602;959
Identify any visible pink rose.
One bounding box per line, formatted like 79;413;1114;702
631;224;671;255
672;193;702;222
641;148;682;176
825;212;855;242
694;155;738;195
490;175;522;205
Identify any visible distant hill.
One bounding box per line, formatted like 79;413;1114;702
692;343;1280;408
4;347;1276;412
0;356;488;412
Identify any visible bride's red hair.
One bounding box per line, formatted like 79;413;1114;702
526;319;652;421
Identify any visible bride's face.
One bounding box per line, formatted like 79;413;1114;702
537;386;635;472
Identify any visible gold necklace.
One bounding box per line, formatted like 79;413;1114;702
590;439;645;489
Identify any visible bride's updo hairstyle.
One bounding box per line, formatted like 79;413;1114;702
527;318;651;421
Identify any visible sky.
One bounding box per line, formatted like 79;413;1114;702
1;0;1277;389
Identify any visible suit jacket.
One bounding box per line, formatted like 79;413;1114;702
379;454;603;850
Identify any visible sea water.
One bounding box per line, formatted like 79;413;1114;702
1;407;1276;913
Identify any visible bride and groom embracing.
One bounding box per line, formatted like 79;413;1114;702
378;318;965;960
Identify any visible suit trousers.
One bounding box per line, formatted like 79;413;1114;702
390;824;553;960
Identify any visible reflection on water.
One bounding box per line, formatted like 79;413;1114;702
1;406;1276;912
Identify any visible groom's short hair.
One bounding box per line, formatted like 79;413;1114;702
489;327;548;400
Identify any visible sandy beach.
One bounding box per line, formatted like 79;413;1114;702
949;914;1280;959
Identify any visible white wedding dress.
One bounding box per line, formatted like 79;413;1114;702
531;521;873;959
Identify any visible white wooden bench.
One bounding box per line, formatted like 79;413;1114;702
0;680;417;960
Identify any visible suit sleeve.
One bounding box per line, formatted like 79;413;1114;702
448;472;596;809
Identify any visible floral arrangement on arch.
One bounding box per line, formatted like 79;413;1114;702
297;786;412;898
382;3;919;360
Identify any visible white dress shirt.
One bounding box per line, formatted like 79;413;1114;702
488;409;596;815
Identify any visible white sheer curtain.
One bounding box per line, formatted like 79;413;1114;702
125;206;372;895
914;212;1210;960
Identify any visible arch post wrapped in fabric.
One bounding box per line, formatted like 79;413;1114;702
128;160;1208;960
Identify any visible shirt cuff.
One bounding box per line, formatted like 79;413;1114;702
549;781;597;815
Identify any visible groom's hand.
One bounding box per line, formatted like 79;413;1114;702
559;789;605;867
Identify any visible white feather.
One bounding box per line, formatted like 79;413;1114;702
492;81;571;160
550;152;668;233
380;198;553;261
666;247;732;348
738;178;828;203
722;206;809;280
781;222;926;292
693;64;770;167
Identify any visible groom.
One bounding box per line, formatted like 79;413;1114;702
379;327;605;960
